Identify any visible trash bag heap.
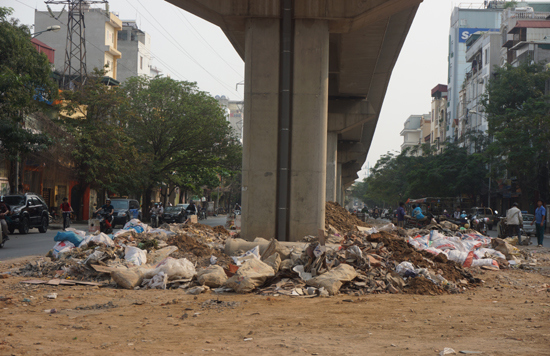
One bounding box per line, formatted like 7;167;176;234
15;204;537;296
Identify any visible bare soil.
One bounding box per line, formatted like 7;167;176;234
325;202;369;231
1;249;549;356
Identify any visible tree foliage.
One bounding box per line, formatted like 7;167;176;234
355;143;488;207
0;7;58;191
122;76;239;210
482;62;550;202
57;69;138;198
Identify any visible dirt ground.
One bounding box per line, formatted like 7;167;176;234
1;248;549;356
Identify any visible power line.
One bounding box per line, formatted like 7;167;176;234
40;6;188;81
175;10;243;78
13;0;35;9
126;0;240;96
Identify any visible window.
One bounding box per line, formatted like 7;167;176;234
140;56;143;70
118;31;128;41
485;49;488;64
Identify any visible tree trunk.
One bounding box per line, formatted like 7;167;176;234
8;159;17;194
144;186;153;220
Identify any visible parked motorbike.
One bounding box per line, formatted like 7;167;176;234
234;209;241;216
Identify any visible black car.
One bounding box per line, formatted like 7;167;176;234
2;193;49;234
163;205;187;223
109;199;141;228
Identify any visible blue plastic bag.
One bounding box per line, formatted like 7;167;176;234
53;231;83;247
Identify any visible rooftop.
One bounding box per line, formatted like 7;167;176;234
509;20;550;33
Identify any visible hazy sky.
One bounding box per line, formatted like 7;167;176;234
6;0;542;180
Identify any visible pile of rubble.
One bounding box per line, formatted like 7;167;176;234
12;204;536;297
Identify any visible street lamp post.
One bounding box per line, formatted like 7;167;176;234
31;25;61;38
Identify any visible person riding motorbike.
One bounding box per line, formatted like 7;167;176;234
0;197;11;243
150;203;162;227
411;204;428;222
186;201;197;216
60;197;74;231
95;199;114;229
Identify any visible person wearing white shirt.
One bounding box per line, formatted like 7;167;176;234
506;203;523;239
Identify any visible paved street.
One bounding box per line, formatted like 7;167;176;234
0;215;228;261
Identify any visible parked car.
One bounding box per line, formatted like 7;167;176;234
469;207;497;230
163;205;187;223
522;214;536;236
109;199;141;229
2;193;49;234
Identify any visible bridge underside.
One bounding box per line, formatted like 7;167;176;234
167;0;421;241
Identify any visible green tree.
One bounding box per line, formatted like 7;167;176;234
57;69;137;218
363;143;488;205
0;7;58;192
122;76;238;214
483;62;550;203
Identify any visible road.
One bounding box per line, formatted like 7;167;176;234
0;215;228;261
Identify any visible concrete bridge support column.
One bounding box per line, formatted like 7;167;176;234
289;19;329;239
326;132;338;202
241;18;329;241
336;163;343;206
241;18;280;241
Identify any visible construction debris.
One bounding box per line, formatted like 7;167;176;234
12;203;538;297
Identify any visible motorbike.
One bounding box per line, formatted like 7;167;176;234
94;211;113;234
234;209;241;216
198;209;207;221
150;213;162;228
0;228;8;248
471;215;488;235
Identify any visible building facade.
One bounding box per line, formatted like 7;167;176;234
216;96;244;141
447;3;504;142
430;84;447;152
117;20;158;83
400;115;422;155
34;6;122;80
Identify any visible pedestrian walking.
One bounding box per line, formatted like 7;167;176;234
396;202;406;228
532;199;546;247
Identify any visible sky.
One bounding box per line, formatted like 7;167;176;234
6;0;546;181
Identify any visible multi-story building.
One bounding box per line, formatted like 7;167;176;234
400;115;422;155
430;84;447;152
216;96;244;141
34;6;122;81
447;2;504;142
117;20;158;83
500;3;550;65
454;31;501;151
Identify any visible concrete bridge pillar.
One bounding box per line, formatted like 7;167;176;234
326;132;338;202
241;18;329;241
336;162;343;206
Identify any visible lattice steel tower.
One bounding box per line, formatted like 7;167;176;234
45;0;107;89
